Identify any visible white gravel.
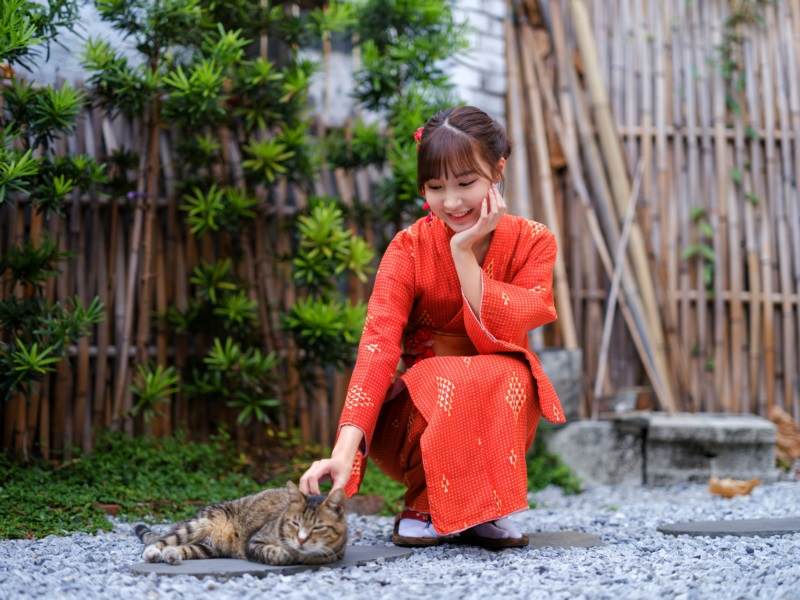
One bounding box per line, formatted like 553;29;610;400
1;481;799;599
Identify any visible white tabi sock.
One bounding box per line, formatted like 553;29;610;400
398;518;441;539
469;516;523;539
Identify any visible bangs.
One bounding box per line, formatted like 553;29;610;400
417;127;493;190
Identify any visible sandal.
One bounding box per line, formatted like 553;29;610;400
452;522;530;550
392;509;444;547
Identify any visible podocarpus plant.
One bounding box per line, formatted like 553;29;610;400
82;0;359;439
282;197;374;446
325;0;469;240
0;0;106;458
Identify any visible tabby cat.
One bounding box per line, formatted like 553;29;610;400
134;481;347;566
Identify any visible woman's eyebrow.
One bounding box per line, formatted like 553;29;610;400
453;170;477;178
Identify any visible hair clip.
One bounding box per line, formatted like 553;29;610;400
414;126;424;151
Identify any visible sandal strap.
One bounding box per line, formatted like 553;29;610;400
398;508;431;523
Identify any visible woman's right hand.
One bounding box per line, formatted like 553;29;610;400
298;425;363;495
298;455;353;495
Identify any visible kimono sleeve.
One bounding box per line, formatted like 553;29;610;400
337;230;415;455
464;224;558;350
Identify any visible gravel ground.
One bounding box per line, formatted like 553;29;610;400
1;481;799;600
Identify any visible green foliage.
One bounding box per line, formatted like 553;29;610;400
0;431;262;539
0;0;105;412
352;0;468;111
0;0;81;69
526;432;583;495
292;199;375;294
130;363;181;423
285;198;373;375
184;337;281;425
348;0;466;231
283;296;367;371
682;207;716;294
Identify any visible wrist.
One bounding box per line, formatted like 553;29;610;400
331;425;363;462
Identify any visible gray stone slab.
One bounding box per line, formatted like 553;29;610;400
129;545;412;578
525;531;606;549
545;420;645;485
658;517;800;538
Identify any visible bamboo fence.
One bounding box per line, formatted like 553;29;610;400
508;0;800;423
2;0;800;458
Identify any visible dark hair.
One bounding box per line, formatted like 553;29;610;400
416;106;512;192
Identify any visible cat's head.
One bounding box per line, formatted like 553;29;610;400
281;481;347;557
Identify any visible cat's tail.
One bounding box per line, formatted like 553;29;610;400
134;523;161;545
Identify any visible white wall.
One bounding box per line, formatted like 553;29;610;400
19;1;507;124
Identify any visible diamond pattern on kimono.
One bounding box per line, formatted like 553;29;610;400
493;489;502;512
501;292;510;306
529;284;545;294
462;356;472;367
365;343;380;353
483;258;495;280
505;375;526;421
436;377;455;416
509;448;518;470
418;311;434;327
527;220;546;236
441;474;450;493
345;386;373;409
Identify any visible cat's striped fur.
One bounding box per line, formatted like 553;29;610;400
134;481;347;566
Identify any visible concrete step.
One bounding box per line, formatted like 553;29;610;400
545;412;778;486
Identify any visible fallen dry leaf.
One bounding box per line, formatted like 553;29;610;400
708;476;762;498
768;406;800;462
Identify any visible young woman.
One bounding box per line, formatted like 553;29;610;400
300;106;565;548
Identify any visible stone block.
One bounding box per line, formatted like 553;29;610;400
536;348;583;424
479;33;506;58
544;420;645;486
645;413;778;485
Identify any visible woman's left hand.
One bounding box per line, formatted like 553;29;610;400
450;185;506;253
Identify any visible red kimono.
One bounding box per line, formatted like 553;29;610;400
338;214;565;534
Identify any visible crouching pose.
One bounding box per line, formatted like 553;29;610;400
300;106;565;548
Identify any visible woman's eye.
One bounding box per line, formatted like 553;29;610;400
426;185;442;191
459;180;477;187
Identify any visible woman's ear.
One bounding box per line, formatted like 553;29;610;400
494;157;506;182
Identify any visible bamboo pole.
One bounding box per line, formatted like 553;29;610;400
111;118;148;431
742;33;764;413
570;0;676;411
542;8;672;410
759;19;779;413
770;5;798;412
593;160;645;412
518;22;579;350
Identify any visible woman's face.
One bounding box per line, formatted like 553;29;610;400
422;157;504;232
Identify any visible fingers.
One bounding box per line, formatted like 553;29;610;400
299;460;329;495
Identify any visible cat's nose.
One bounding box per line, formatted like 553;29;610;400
298;529;309;544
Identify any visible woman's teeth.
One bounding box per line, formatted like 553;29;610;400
449;210;472;218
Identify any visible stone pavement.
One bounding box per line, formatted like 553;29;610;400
129;530;605;578
658;517;800;538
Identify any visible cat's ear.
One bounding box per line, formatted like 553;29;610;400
324;489;346;515
286;481;305;503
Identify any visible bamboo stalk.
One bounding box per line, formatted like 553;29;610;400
743;33;764;413
570;0;676;411
519;22;579;350
770;5;798;412
593;160;645;413
111;118;148;431
759;18;779;413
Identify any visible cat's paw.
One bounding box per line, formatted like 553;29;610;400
142;545;162;563
162;546;183;565
264;545;292;566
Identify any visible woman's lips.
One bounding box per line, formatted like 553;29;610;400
447;209;473;221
